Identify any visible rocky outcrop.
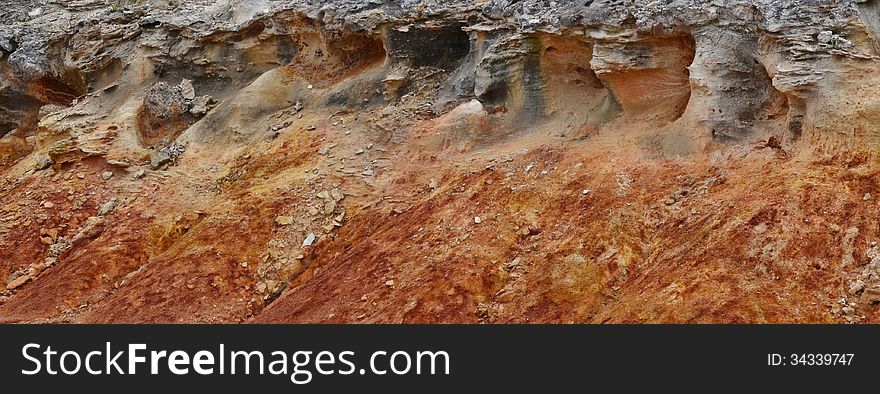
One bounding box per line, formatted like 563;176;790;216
2;1;880;152
4;1;880;323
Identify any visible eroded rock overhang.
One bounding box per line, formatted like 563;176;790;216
2;0;880;162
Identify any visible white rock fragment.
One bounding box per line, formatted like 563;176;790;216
302;232;316;247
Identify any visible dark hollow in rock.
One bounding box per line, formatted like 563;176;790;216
385;24;471;70
30;70;87;106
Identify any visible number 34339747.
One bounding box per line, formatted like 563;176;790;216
768;353;854;366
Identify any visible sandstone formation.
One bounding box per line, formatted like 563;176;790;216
2;0;880;323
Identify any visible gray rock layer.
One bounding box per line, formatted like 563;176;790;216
2;0;880;151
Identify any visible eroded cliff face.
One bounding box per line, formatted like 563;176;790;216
2;0;880;323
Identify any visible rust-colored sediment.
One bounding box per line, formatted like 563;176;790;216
2;120;879;323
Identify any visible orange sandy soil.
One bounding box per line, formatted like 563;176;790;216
1;107;878;324
255;144;880;323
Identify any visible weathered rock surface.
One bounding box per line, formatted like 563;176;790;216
3;0;879;148
2;1;880;323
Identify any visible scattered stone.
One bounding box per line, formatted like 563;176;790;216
307;125;317;131
275;216;294;226
106;159;129;167
189;95;216;116
150;150;172;169
69;216;105;248
41;201;54;209
429;179;438;189
132;169;146;179
179;79;195;101
34;155;53;171
832;35;854;49
474;216;482;224
362;167;374;177
302;232;316;247
6;275;30;291
385;279;395;288
48;241;69;258
850;280;866;295
150;143;185;170
323;200;337;215
330;188;344;202
582;189;591;195
265;280;283;297
97;198;118;216
864;193;872;201
815;30;854;49
505;257;523;271
28;262;45;276
101;171;114;180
